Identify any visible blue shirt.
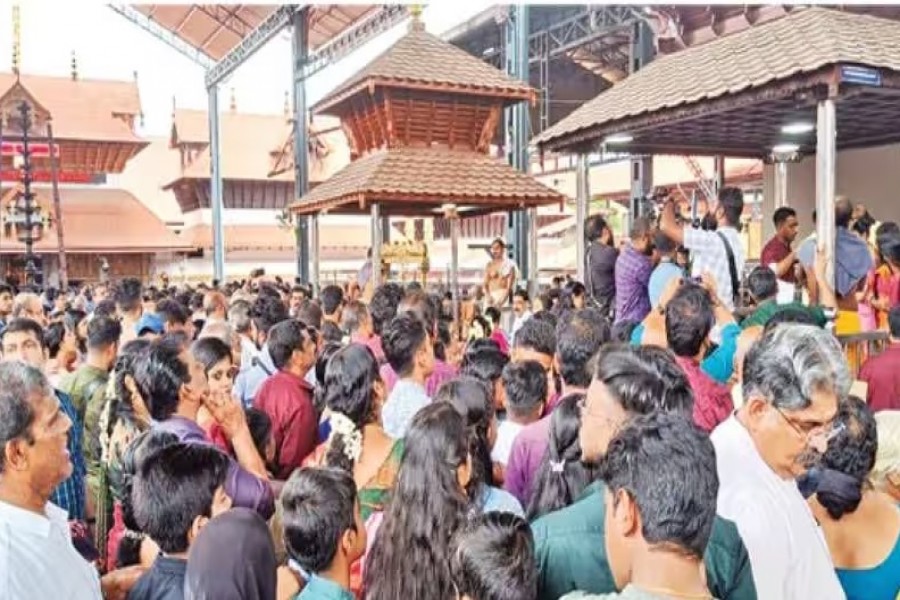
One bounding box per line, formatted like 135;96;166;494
297;574;355;600
233;345;275;408
648;261;685;308
381;380;430;439
51;390;86;521
835;521;900;600
480;486;524;517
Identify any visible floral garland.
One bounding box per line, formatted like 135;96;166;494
328;412;363;463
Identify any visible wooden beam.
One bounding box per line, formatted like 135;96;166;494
383;89;395;148
478;105;502;153
426;99;437;146
404;95;413;144
367;91;387;147
448;99;457;149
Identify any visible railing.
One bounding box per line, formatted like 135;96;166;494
837;330;889;379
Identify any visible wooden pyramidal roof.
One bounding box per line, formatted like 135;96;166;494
291;17;563;217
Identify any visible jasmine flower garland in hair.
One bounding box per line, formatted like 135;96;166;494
328;412;363;462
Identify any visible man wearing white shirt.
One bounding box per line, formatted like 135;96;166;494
0;361;102;599
712;324;850;600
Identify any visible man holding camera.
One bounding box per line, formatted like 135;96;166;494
660;187;746;312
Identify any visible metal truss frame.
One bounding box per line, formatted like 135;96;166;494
205;4;298;88
108;5;216;70
302;5;409;80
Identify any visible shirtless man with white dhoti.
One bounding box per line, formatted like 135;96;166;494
484;238;516;309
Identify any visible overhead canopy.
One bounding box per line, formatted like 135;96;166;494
289;146;564;217
535;8;900;158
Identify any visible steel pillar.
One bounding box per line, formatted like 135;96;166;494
309;214;319;293
371;204;383;288
576;153;589;282
712;155;725;198
816;98;836;287
208;86;225;282
292;8;311;284
504;4;531;285
774;161;788;209
628;19;654;226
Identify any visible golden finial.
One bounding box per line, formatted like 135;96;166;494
229;87;236;112
71;50;78;81
408;4;425;32
12;4;21;75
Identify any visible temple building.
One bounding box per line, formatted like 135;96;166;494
0;71;191;286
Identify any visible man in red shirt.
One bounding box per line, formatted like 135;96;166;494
860;305;900;411
760;207;800;284
254;320;319;479
665;283;733;432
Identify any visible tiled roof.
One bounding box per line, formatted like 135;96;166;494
0;185;191;253
0;72;143;143
315;22;534;114
289;146;565;216
535;7;900;149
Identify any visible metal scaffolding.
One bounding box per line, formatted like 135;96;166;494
292;8;312;287
628;19;654;225
107;5;216;69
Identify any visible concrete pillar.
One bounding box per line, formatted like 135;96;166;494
816;98;836;287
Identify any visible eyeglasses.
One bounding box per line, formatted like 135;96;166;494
774;406;845;444
577;395;621;429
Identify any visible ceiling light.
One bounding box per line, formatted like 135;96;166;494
781;122;815;135
772;143;800;153
604;133;633;144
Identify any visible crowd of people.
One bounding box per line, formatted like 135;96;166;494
1;188;900;600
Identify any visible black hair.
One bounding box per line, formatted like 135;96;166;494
383;312;428;378
889;305;900;339
435;377;495;509
322;344;381;472
502;361;547;420
602;412;718;560
0;283;12;297
513;317;557;357
134;339;190;421
297;300;324;330
460;340;509;386
763;307;821;334
321;321;344;344
772;206;797;228
835;197;854;229
434;320;451;362
267;320;309;371
747;266;778;302
190;337;232;374
319;285;345;317
341;300;369;334
2;317;46;348
610;320;638;344
654;230;677;254
718;186;744;227
370;283;405;336
526;393;595;520
156;298;189;327
115;278;143;313
43;321;65;359
112;429;178;568
87;315;122;351
557;281;586;315
282;466;359;574
484;306;501;326
665;284;714;358
105;339;152;444
817;395;877;520
250;294;289;340
94;298;118;318
450;512;538;600
556;310;609;388
513;288;530;303
243;407;273;464
132;442;230;554
585;214;610;244
852;217;873;239
593;344;694;417
364;403;469;600
398;290;439;336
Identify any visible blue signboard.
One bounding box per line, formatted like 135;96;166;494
840;65;882;87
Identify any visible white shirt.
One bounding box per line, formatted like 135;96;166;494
711;416;845;600
382;380;431;439
0;500;102;599
510;311;533;342
491;420;525;466
684;226;745;311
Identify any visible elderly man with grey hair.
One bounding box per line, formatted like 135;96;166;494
712;324;850;600
12;292;46;326
0;361;102;598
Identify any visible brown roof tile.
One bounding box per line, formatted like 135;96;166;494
289;146;565;216
0;72;143;143
535;8;900;150
0;185;191;253
315;22;534;114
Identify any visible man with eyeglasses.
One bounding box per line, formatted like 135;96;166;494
712;324;849;599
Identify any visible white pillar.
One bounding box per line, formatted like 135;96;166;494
575;153;589;282
774;161;788;208
527;207;538;293
816;98;836;286
309;214;319;294
371;204;382;288
450;213;460;332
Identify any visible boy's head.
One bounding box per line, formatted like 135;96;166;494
602;413;718;591
383;312;434;379
133;442;232;554
281;467;366;576
501;360;547;423
451;512;537;600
